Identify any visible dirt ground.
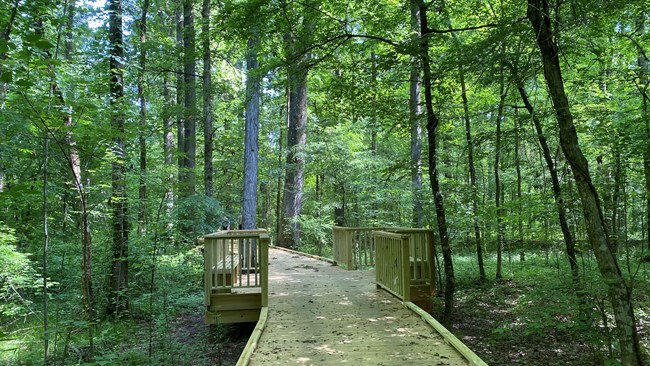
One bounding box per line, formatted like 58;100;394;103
170;313;254;366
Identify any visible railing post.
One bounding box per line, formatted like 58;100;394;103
426;229;436;294
203;237;212;305
346;229;353;270
260;234;269;307
401;234;411;302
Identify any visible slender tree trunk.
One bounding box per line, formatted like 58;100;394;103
202;0;213;197
137;0;150;234
182;0;197;198
276;103;286;240
636;13;650;253
242;31;260;229
495;79;506;279
0;0;19;108
527;1;643;364
514;113;525;261
108;0;129;317
163;65;175;211
410;0;423;228
175;6;185;186
611;149;622;254
42;136;49;363
460;66;485;280
50;0;96;326
514;75;582;290
419;1;454;325
161;10;175;213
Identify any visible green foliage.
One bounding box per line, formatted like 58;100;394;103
175;194;225;240
297;215;333;257
0;225;41;318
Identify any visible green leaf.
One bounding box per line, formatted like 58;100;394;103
15;79;34;88
35;40;55;50
0;71;12;83
24;33;41;43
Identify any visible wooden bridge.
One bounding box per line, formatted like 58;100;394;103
202;228;487;365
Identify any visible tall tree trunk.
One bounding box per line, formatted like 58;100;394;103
514;73;582;293
495;79;506;279
514;114;524;261
42;134;49;363
460;66;485;280
527;1;643;364
202;0;213;197
175;6;185;187
52;0;96;326
276;101;286;240
280;63;308;248
108;0;129;317
182;0;197;198
611;148;622;254
278;2;312;248
636;13;650;253
242;31;260;229
161;9;175;212
410;0;423;228
0;0;19;108
137;0;150;234
419;1;454;325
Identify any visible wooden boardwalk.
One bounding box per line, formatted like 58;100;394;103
247;248;471;365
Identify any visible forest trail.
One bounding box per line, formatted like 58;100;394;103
247;248;469;365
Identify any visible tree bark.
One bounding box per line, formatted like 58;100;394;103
242;31;260;230
636;13;650;253
495;79;506;279
161;9;175;212
515;76;583;298
181;0;197;198
0;0;19;108
175;5;185;187
137;0;150;234
513;113;524;261
419;1;454;325
54;1;96;324
410;0;423;228
460;65;485;280
280;63;308;248
527;1;643;364
278;1;312;248
202;0;213;198
108;0;129;317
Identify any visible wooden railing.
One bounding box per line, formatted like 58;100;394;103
332;226;376;269
203;230;269;307
374;231;411;301
372;228;436;302
389;228;435;285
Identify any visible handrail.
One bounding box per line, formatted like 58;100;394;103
374;231;411;301
201;230;269;305
332;226;378;269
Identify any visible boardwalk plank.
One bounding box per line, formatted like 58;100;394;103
248;248;470;365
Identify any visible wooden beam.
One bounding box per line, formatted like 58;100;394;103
236;306;268;366
404;301;488;366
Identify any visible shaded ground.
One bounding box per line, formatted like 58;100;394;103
439;278;650;366
169;313;254;366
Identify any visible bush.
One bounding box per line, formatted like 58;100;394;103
0;225;41;318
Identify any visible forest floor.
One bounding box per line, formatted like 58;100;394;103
191;252;650;366
445;280;594;366
169;312;253;366
442;275;650;366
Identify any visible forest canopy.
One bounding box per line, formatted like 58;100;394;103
0;0;649;365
